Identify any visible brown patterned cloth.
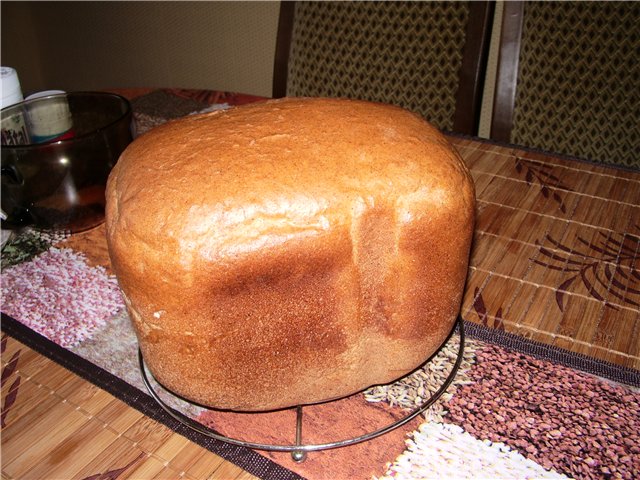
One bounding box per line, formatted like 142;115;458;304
130;90;209;119
130;90;208;137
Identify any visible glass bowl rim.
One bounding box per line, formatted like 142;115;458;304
1;91;132;149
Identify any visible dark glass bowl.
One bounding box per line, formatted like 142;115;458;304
1;91;132;233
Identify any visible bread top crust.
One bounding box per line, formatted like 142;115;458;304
106;97;474;267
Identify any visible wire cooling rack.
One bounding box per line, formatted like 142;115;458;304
139;316;465;462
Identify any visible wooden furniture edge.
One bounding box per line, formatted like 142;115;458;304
272;1;296;98
490;0;524;142
453;1;496;136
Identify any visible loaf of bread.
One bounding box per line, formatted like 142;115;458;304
105;97;475;411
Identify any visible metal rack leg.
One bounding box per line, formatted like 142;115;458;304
291;406;307;462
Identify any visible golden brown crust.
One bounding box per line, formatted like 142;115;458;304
106;97;475;411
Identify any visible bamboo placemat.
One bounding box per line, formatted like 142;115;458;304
0;333;259;480
450;137;640;370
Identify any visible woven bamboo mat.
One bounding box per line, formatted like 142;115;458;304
451;137;640;370
1;334;257;480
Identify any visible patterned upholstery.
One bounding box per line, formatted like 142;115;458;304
284;1;473;132
511;1;640;168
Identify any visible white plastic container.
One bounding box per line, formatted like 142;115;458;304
1;67;23;108
1;67;29;145
1;67;23;243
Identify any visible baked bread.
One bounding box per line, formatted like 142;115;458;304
105;97;475;411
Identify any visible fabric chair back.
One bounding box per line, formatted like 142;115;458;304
273;1;494;135
491;1;640;168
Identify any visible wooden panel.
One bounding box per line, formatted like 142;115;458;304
490;1;524;141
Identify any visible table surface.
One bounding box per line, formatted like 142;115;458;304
2;88;639;480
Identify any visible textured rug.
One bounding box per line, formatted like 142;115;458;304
1;234;639;480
